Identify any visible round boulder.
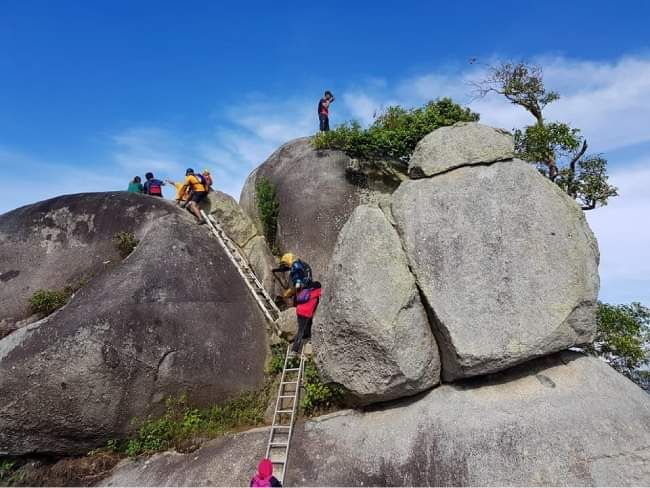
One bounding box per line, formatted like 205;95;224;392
408;121;514;178
0;193;269;455
314;205;441;404
392;160;599;381
239;138;362;280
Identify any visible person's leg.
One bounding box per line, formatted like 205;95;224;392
292;315;308;353
304;317;312;340
319;114;326;132
189;202;202;222
324;116;330;132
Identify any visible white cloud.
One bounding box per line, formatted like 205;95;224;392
586;161;650;304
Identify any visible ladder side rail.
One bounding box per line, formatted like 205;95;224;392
281;349;305;483
201;211;276;323
207;215;280;315
266;344;294;459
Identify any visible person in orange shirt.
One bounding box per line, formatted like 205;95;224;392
178;168;208;224
165;179;190;204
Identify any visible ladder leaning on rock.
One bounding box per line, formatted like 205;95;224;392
200;210;280;323
200;210;305;484
266;344;306;485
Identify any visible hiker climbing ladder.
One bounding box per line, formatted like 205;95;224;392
266;344;306;484
200;210;280;323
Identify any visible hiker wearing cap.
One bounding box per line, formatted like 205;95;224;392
179;168;208;224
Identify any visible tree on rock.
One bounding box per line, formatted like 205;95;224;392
473;62;618;210
313;98;479;166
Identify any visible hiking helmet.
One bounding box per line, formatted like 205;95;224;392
185;168;194;175
145;172;154;179
203;168;210;174
280;253;295;267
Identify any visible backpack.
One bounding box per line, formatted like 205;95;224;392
148;179;162;196
292;260;312;288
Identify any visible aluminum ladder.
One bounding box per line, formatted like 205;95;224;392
200;210;280;323
266;344;305;484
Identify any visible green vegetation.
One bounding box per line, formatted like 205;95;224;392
29;288;73;316
113;231;139;258
301;360;344;416
255;176;280;249
106;391;270;457
0;458;19;485
587;302;650;373
313;98;479;164
473;62;617;210
267;342;288;375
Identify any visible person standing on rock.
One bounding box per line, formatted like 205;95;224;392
250;458;282;487
318;90;335;132
143;172;165;197
179;168;208;224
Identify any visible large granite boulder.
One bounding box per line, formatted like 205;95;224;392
101;353;650;487
239;138;362;280
392;160;599;381
0;193;269;455
314;205;440;404
408;122;514;178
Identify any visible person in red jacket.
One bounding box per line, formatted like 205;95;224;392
291;281;322;354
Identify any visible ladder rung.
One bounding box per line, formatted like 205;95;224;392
284;368;300;372
278;395;295;399
281;381;298;385
269;442;289;447
272;425;291;429
276;409;293;413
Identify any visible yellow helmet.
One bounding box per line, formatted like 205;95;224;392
280;253;295;267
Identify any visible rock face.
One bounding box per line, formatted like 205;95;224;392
0;193;269;455
239;138;362;280
392;160;599;381
314;205;440;404
201;191;276;295
102;353;650;487
408;122;514;178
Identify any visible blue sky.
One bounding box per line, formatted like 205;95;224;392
1;0;649;304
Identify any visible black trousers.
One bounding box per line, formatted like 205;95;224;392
319;114;330;132
292;315;312;353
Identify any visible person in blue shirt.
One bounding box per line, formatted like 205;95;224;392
143;172;165;197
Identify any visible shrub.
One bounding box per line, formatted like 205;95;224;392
267;342;288;375
313;98;479;163
113;231;139;258
29;288;72;316
0;458;18;484
301;360;344;416
255;177;280;248
119;390;270;456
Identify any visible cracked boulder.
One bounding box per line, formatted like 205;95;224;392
239;137;363;280
392;160;599;381
313;205;440;404
408;121;514;178
0;193;269;455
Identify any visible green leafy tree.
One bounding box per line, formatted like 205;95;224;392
473;62;618;210
586;302;650;379
313;98;479;164
255;176;280;248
